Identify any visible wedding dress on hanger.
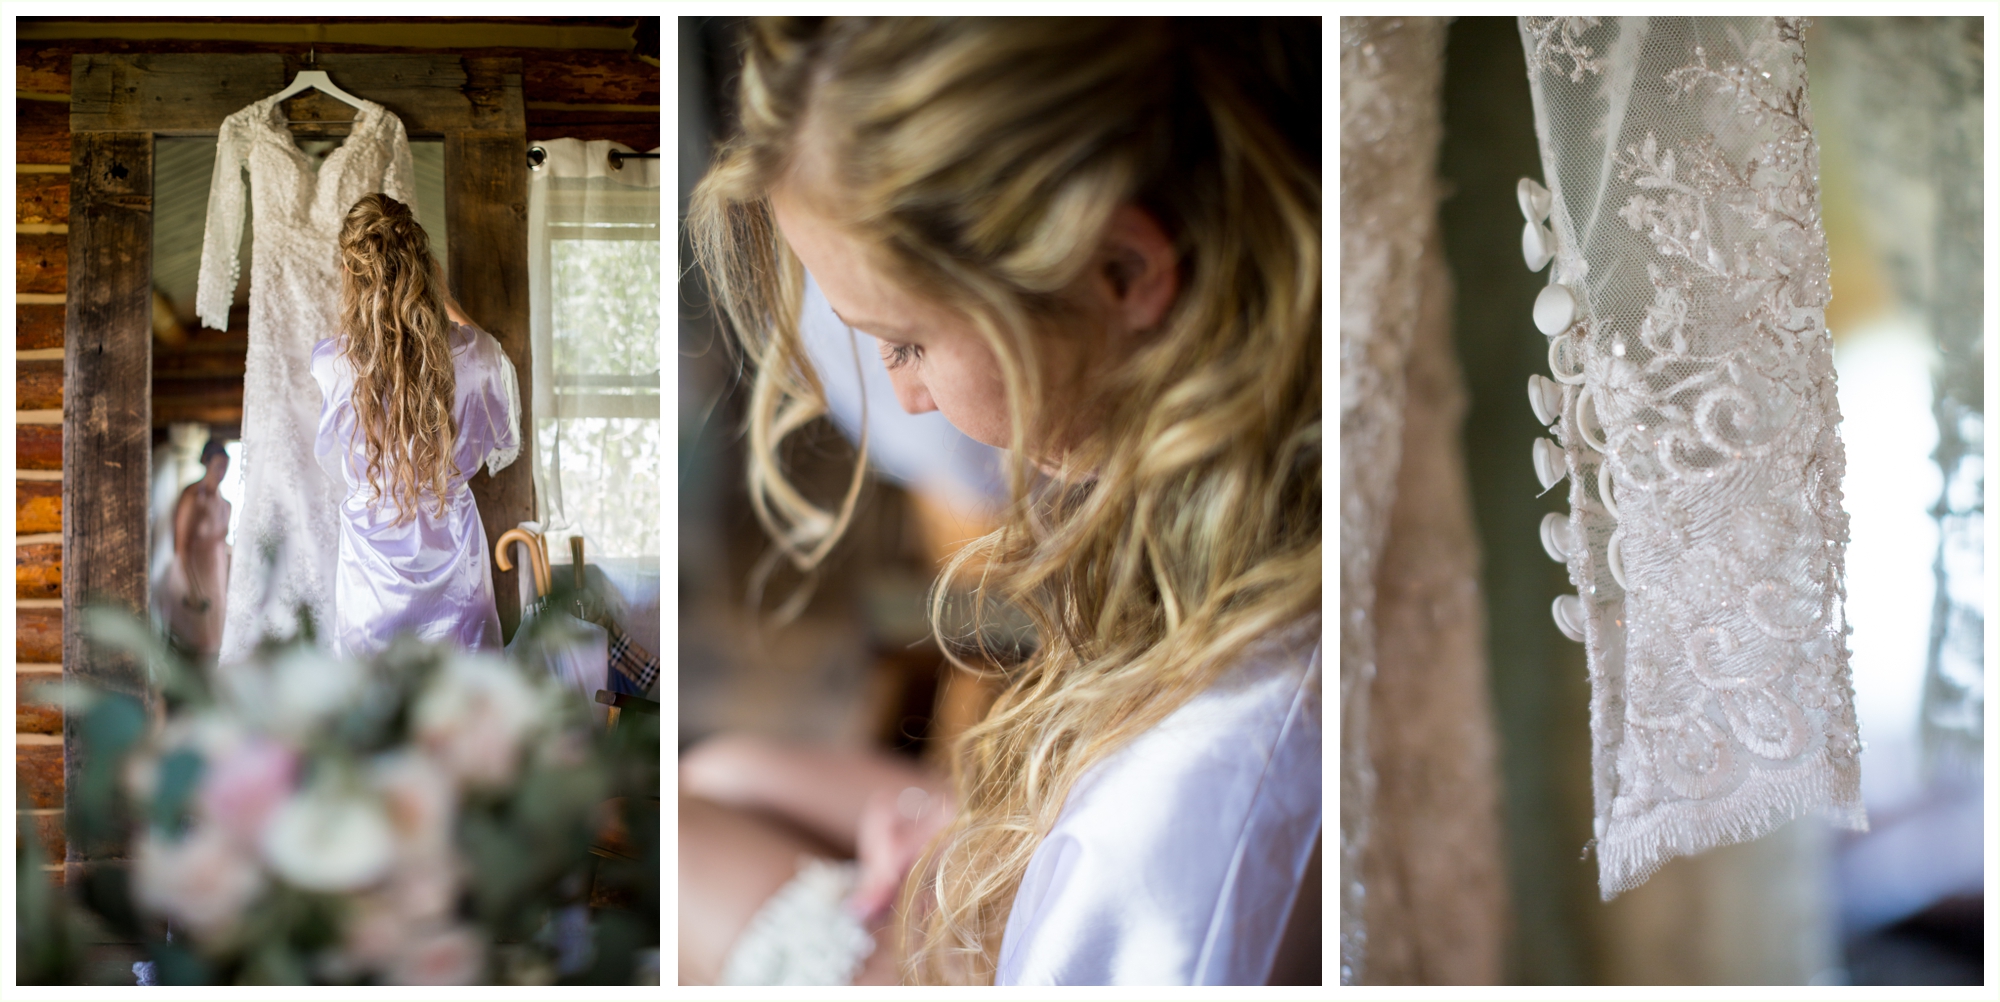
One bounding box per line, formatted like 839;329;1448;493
197;77;417;663
1516;16;1866;899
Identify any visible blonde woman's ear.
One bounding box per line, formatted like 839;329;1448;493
1094;204;1180;337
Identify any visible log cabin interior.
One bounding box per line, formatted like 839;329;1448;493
16;19;659;979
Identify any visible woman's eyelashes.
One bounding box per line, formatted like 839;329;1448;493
880;340;923;370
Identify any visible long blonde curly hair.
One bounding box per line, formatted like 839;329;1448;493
336;193;458;523
689;17;1320;984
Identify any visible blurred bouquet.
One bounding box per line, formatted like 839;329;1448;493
40;603;659;986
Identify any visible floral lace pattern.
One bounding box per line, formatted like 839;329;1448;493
1520;16;1865;898
1523;17;1607;82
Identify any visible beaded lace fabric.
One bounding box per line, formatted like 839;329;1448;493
1518;17;1867;898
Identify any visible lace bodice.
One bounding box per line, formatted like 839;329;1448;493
1517;16;1865;898
198;94;416;662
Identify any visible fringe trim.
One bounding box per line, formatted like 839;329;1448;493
1596;752;1867;900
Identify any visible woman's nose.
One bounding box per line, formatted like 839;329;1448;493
887;369;937;415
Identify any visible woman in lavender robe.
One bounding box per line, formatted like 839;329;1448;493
311;193;521;658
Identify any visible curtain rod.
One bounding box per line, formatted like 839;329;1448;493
527;145;659;171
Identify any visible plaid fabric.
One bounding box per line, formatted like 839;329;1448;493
607;624;658;695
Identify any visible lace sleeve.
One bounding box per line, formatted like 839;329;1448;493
380;109;417;210
1517;16;1866;899
195;109;253;332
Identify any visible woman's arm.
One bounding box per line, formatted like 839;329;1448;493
432;258;472;326
173;487;201;603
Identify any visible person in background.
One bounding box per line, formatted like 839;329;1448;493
164;438;234;656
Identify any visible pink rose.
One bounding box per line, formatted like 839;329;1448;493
389;925;485;985
198;734;299;845
133;824;266;941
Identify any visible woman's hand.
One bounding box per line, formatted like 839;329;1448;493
847;784;953;925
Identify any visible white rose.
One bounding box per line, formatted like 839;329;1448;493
260;784;396;892
133;824;266;941
268;646;368;734
412;655;550;788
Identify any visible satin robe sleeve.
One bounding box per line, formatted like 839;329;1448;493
477;333;522;477
994;638;1323;986
310;338;355;488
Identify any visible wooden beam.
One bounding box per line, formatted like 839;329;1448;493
17;172;71;226
17;97;71;164
16;303;66;351
18;607;64;663
18;543;61;600
17;359;64;411
15;231;67;295
72;53;481;136
23;43;658;107
17;481;63;535
17;425;62;470
447;114;533;640
64;131;155;872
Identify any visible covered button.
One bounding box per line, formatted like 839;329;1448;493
1552;594;1586;642
1532;437;1567;490
1517;177;1552;222
1539;511;1572;563
1522;220;1554;272
1528;373;1563;426
1533;283;1579;337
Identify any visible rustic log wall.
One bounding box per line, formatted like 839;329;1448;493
16;15;658;890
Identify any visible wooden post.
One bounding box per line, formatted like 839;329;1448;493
449;58;533;641
63;129;154;879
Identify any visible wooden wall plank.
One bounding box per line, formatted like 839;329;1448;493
526;123;660;152
64;133;155;868
448;116;533;641
18;744;63;809
18;481;63;535
18;608;64;663
18;426;62;470
72;54;478;135
17;673;62;735
17;97;71;164
18;359;64;410
17;302;67;351
25;811;66;864
152;397;243;427
24;42;657;105
18;543;61;600
16;231;67;295
17;172;71;226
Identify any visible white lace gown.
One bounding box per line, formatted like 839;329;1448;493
196;96;416;662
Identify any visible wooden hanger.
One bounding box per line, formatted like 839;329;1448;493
269;48;366;110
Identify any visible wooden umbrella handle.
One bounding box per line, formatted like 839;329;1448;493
495;527;551;598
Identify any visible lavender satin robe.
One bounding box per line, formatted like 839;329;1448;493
311;322;522;658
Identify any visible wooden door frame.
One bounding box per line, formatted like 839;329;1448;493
63;52;533;872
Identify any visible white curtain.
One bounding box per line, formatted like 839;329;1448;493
527;139;663;649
